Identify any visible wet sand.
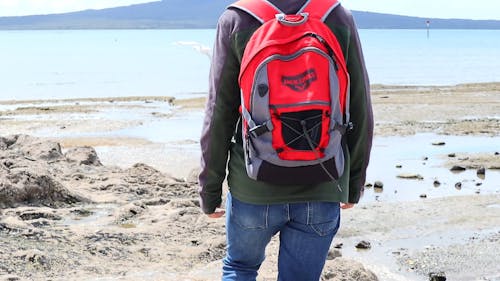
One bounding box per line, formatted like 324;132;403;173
1;83;499;280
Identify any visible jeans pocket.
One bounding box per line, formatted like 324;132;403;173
230;196;268;230
308;202;340;236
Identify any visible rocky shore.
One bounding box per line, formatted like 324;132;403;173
1;82;499;280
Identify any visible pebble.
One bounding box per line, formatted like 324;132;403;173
450;165;466;172
432;141;446;146
397;173;424;180
395;164;402;168
433;180;441;187
429;271;447;281
374;181;384;188
477;167;486;175
420;194;427;198
333;243;343;249
355;240;371;249
455;182;462;190
447;153;456;157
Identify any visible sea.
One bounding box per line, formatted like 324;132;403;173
1;29;500;101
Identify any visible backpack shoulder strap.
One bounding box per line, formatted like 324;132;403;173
301;0;340;22
229;0;283;24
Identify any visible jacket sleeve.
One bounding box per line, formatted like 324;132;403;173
198;13;241;214
344;12;374;203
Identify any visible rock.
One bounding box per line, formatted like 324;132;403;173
397;173;424;180
321;258;378;281
455;182;462;190
420;194;427;198
64;146;102;166
355;240;371;249
429;271;446;281
364;183;373;188
432;141;446;146
327;248;342;260
423;156;429;161
450;165;466;172
495;152;499;155
0;171;87;208
476;167;486;175
373;181;383;188
333;243;343;249
447;153;456;157
395;164;402;168
433;180;441;187
10;135;63;161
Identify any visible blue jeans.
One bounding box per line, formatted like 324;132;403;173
222;192;341;281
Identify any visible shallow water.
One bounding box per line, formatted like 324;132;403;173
364;134;500;203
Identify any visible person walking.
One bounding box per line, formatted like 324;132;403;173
199;0;373;280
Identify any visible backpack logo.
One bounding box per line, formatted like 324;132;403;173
281;68;317;92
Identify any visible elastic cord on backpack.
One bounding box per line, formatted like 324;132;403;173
300;120;342;192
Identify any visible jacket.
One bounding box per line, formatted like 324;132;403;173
199;0;373;214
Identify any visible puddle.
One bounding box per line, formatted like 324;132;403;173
112;110;203;143
363;134;500;203
339;227;500;281
61;204;117;227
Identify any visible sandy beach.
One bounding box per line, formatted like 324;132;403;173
1;83;499;281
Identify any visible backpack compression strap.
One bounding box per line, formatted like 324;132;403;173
230;0;340;23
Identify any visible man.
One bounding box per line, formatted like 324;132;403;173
199;0;373;280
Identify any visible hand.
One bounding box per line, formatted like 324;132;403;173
340;203;355;209
207;206;225;218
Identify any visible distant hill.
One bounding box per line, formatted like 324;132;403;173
1;0;500;30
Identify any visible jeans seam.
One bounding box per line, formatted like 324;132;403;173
307;202;312;225
265;204;269;228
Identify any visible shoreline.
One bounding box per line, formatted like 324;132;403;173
1;82;499;280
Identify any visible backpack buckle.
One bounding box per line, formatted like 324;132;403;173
276;13;309;26
249;120;274;138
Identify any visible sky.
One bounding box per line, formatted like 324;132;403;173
0;0;499;20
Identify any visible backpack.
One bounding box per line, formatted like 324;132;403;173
231;0;351;185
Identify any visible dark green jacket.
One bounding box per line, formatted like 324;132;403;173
199;0;373;214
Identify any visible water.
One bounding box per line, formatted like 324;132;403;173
1;29;500;101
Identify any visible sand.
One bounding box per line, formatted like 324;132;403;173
0;82;499;281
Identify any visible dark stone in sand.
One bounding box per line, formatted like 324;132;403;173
455;182;462;190
423;156;429;161
495;152;499;155
355;240;371;249
420;194;427;198
447;153;456;157
373;181;384;189
334;243;343;249
364;183;373;188
432;141;446;146
433;180;441;187
395;164;402;168
476;167;486;175
450;165;466;172
429;271;446;281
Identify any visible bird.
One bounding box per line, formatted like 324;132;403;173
174;41;212;60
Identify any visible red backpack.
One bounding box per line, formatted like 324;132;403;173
231;0;350;185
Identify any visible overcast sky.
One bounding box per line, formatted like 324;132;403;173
0;0;499;20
